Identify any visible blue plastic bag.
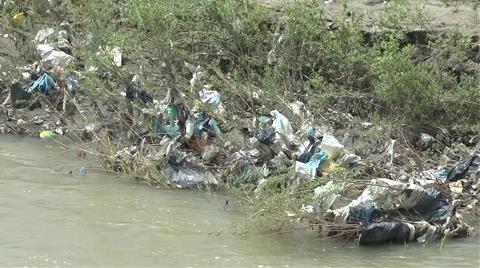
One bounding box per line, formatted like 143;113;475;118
307;151;328;169
27;73;56;94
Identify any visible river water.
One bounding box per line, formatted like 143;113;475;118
0;136;479;267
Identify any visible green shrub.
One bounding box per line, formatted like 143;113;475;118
370;34;441;121
5;0;478;130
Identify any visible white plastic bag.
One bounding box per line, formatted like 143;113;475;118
289;101;304;116
320;133;344;160
190;65;204;89
41;50;74;68
270;110;294;146
112;47;122;67
34;28;55;44
37;44;56;58
295;161;316;179
199;88;222;109
185;119;195;139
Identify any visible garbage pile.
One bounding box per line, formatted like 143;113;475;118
322;177;471;244
112;65;477;245
1;21;79;133
109;66;225;189
311;155;479;245
1;16;477;247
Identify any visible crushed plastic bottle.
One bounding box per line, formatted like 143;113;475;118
39;130;56;138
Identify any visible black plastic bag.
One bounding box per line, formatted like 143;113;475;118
10;80;31;105
446;155;479;183
255;127;275;145
412;187;454;223
360;222;412;245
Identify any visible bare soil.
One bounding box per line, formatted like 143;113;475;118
261;0;480;35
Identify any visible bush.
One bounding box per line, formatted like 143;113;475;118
370;34;441;121
4;0;478;129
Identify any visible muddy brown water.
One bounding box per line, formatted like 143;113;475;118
0;136;479;267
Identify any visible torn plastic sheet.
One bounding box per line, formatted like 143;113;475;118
411;187;454;223
446;155;480;183
229;152;267;187
161;159;217;189
331;179;455;224
255;126;275;145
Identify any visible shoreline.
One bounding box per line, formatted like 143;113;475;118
1;0;479;245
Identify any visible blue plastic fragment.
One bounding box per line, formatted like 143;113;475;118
79;166;87;176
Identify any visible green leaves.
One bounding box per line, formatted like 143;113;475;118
64;0;479;127
371;34;440;121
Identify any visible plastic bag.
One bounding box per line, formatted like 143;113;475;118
41;50;74;68
40;130;56;138
57;30;70;50
13;12;25;22
295;161;316;179
360;222;415;245
289;101;304;116
199;88;222;109
307;151;328;169
341;153;361;168
185;119;195;139
112;47;122;67
446;155;480;182
207;118;221;137
37;44;56;58
270;110;294;146
161;159;217;189
67;74;80;94
35;28;55;44
320;133;344;160
27;73;56;94
255;126;275;145
190;66;204;89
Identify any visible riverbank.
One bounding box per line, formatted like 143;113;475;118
1;0;479;245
